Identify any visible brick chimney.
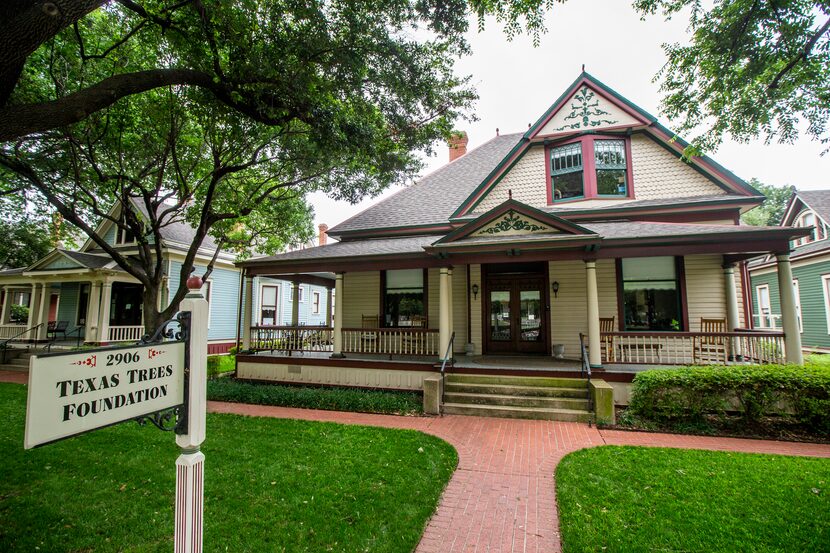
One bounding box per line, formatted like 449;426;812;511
448;131;468;162
318;223;329;246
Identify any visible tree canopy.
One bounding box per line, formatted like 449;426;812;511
634;0;830;155
741;179;794;226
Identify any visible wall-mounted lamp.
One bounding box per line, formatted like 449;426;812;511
551;281;560;298
471;283;480;300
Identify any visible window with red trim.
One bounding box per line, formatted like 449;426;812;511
548;136;632;203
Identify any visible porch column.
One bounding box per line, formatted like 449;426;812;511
34;283;51;341
26;283;40;332
291;282;300;326
0;286;12;325
85;281;102;343
447;268;454;350
723;262;740;359
584;261;602;368
242;275;253;350
776;253;803;365
332;273;344;358
326;287;333;327
439;267;452;361
98;281;112;344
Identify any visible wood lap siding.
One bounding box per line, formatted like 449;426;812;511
342;271;380;328
469;264;482;354
452;266;468;354
684;255;727;331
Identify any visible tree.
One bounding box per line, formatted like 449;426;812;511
634;0;830;155
741;179;794;226
0;0;558;141
0;218;55;269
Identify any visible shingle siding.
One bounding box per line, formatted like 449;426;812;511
629;135;726;200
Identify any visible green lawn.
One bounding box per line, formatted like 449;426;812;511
556;446;830;553
0;383;456;552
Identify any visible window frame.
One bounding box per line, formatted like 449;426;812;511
755;284;772;328
822;275;830;335
380;268;428;328
793;210;826;247
258;283;280;326
546;135;634;205
616;256;685;332
312;291;321;314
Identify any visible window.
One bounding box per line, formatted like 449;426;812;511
259;285;279;325
77;284;90;325
312;291;320;314
756;284;771;328
298;286;304;302
594;140;628;196
383;269;425;327
549;136;631;203
621;256;682;331
822;275;830;335
793;279;802;333
794;210;826;246
550;143;584;201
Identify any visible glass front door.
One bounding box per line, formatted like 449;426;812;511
485;276;548;354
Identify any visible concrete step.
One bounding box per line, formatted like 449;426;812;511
443;391;589;410
6;357;30;368
442;402;593;422
444;381;589;399
0;364;28;373
446;373;587;388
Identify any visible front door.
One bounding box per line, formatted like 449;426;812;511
485;274;548;354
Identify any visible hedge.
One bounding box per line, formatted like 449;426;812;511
627;365;830;433
207;378;423;415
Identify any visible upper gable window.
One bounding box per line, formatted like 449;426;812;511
794;210;825;246
548;136;632;204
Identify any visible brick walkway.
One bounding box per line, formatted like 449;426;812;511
0;370;27;384
207;401;830;553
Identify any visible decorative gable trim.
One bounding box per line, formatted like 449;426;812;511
25;250;85;272
435;199;594;245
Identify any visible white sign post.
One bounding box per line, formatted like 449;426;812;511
174;276;208;553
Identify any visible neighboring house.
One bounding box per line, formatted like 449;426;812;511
0;201;332;353
748;190;830;353
233;72;808;392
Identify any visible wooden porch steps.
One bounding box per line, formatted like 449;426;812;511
442;374;592;422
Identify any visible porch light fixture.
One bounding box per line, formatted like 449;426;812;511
471;283;479;300
551;281;560;298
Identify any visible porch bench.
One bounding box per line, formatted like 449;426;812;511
47;320;69;340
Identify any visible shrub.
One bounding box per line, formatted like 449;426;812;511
628;365;830;433
207;378;423;415
9;304;28;323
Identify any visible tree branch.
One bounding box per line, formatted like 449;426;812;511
768;17;830;91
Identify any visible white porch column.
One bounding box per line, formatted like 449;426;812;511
26;283;40;332
439;267;452;361
447;268;454;351
332;273;344;357
99;281;112;344
723;262;740;359
776;253;803;365
0;286;12;325
242;275;254;350
35;283;52;341
85;281;102;343
585;261;602;368
291;282;300;326
326;287;334;327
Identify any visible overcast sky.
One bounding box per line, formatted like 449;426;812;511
308;1;830;233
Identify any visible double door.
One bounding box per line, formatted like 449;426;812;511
485;275;548;354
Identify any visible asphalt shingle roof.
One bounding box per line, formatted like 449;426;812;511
795;190;830;225
61;250;115;269
244;236;436;264
329;133;523;235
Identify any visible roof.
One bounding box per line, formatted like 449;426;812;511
130;199;221;252
328;133;523;236
791;190;830;225
60;250;116;269
242;235;437;264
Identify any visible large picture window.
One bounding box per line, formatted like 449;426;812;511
621;257;682;331
383;269;425;327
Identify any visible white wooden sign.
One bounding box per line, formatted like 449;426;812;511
24;342;185;449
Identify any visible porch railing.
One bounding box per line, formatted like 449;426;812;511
752;313;782;330
108;325;145;342
342;327;439;356
601;330;786;365
0;324;28;340
251;325;334;353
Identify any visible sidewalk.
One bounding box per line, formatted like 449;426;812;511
208;401;830;553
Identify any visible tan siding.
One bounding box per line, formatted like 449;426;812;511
469;264;483;354
427;268;439;329
684;254;727;330
538;86;640;135
630;135;726;200
597;259;618;326
735;269;746;327
476;147;547;211
452;265;468;354
237;361;432;390
342;271;379;328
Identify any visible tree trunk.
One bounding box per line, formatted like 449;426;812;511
141;284;164;337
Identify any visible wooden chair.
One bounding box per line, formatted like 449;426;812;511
361;315;379;353
695;317;727;364
599;317;615;362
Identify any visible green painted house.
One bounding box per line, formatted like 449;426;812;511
748;190;830;352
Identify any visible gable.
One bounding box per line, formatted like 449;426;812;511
475;209;554;237
37;254;84;271
536;85;641;136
